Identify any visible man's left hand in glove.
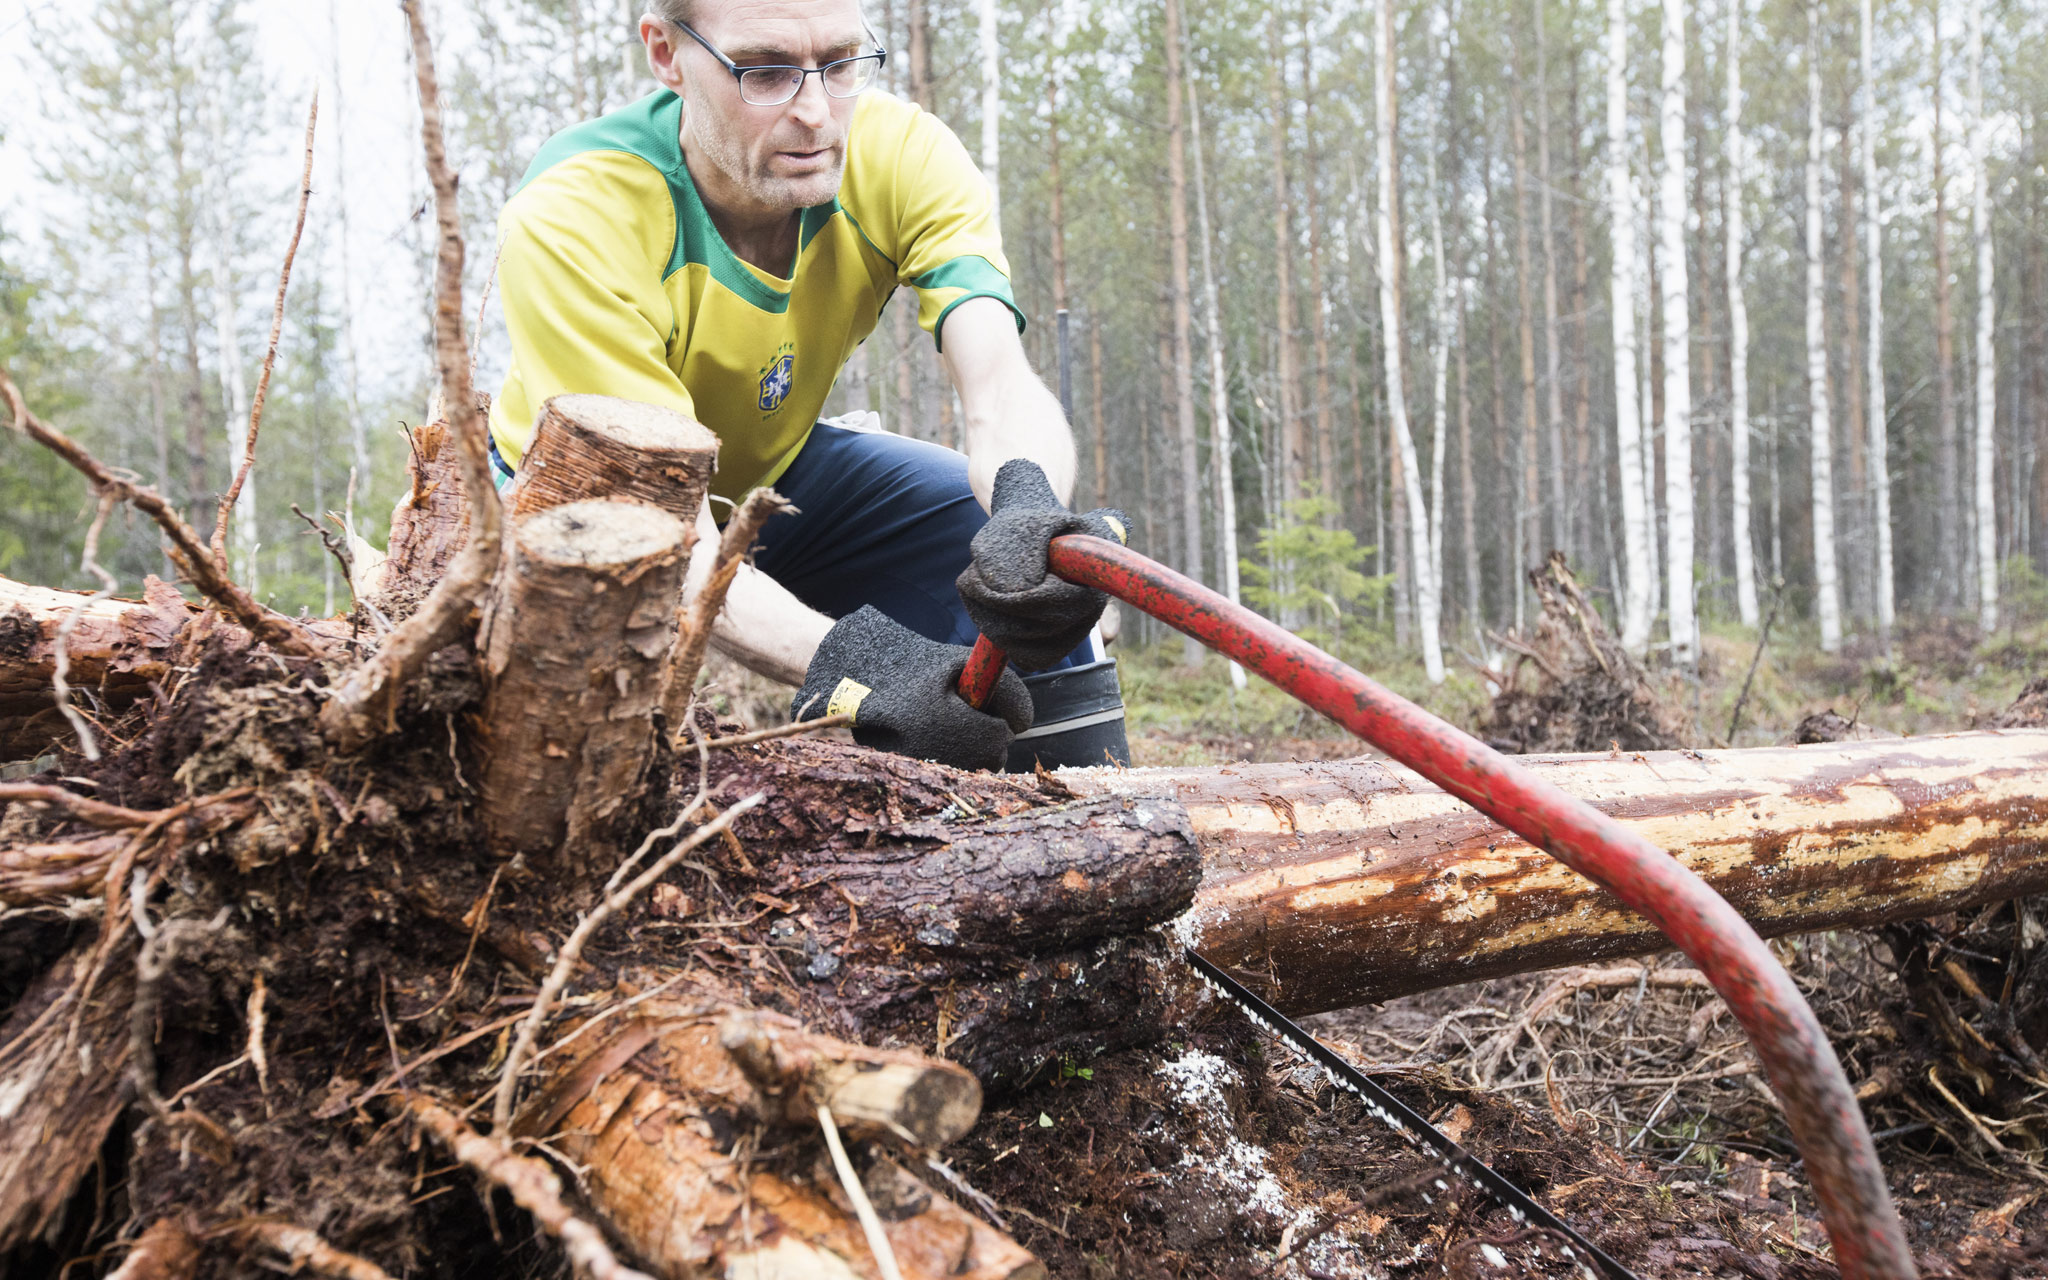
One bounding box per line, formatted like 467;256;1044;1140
955;459;1129;671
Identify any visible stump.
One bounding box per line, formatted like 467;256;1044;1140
475;500;690;873
508;394;720;521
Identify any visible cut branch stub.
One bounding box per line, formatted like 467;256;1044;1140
509;395;720;522
374;397;489;611
720;1008;983;1147
476;500;689;876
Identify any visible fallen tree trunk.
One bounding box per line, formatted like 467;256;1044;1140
1066;731;2048;1015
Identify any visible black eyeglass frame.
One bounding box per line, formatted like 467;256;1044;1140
672;19;890;106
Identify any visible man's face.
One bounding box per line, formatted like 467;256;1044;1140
651;0;870;216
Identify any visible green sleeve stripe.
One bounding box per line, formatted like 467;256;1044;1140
916;256;1025;352
932;291;1027;352
910;255;1012;296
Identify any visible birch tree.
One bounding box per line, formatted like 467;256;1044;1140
1932;0;1962;607
1657;0;1695;665
1185;40;1248;688
979;0;1000;223
1968;0;1997;630
1725;0;1758;626
1608;0;1654;654
1379;0;1445;683
1861;0;1894;637
1807;0;1845;652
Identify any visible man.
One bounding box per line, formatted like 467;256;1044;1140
489;0;1131;772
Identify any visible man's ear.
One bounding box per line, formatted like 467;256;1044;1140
641;16;686;90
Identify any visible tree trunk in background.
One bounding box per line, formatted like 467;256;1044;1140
1379;0;1443;683
1862;0;1894;640
1458;291;1481;633
1187;53;1249;690
1807;0;1845;653
1090;316;1108;509
1969;0;1998;631
1839;117;1867;624
1511;95;1542;595
1727;0;1759;626
978;0;999;224
1609;0;1653;654
1428;160;1450;620
1163;0;1205;668
1658;0;1695;667
1302;10;1336;508
1046;4;1067;321
1536;0;1568;559
1267;9;1302;505
1932;0;1961;610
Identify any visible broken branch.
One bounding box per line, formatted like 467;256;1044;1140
662;487;794;736
0;368;323;659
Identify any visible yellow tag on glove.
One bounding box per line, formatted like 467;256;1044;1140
1103;515;1128;545
826;677;872;723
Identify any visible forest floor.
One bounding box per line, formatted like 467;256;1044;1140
690;615;2048;1278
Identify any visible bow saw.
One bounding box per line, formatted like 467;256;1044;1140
957;533;1918;1280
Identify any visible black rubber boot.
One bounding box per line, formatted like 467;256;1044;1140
1003;659;1131;772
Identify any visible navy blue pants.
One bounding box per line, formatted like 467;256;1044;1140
750;423;1093;673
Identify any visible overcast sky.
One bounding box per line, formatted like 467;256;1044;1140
1;0;497;407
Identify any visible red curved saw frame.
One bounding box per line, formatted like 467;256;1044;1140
960;533;1916;1280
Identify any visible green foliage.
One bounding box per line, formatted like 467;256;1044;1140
1239;495;1390;644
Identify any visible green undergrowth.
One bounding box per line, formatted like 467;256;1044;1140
1117;609;2048;766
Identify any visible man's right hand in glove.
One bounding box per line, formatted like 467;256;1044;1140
792;606;1032;772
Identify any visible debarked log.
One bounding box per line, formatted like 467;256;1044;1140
1064;730;2048;1016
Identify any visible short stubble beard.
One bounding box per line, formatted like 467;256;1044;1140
682;76;847;215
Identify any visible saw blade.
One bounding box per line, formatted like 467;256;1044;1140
1184;948;1640;1280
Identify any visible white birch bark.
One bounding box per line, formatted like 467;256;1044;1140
1862;0;1894;638
1969;0;1998;630
1658;0;1695;666
1377;0;1444;683
1609;0;1654;655
1186;54;1247;689
1806;0;1844;652
979;0;1000;224
1726;0;1758;626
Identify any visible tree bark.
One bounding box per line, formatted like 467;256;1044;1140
1377;0;1443;683
1806;1;1845;654
1266;9;1302;504
476;500;690;878
1065;731;2048;1016
1861;0;1895;639
1931;0;1960;609
1969;0;1998;631
1163;0;1206;667
1657;0;1695;666
1727;0;1759;627
1185;55;1247;690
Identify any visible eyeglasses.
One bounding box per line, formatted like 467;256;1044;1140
673;20;889;107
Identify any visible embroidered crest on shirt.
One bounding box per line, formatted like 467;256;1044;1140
757;343;796;413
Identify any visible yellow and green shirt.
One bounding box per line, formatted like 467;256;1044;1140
490;88;1023;505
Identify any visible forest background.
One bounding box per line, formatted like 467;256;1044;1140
1;0;2044;749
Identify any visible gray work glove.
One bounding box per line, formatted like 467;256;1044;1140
954;459;1129;672
794;606;1032;771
